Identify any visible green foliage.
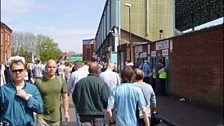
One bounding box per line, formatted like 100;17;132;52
36;37;62;62
12;47;32;62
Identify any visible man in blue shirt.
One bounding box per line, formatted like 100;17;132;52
0;56;44;126
106;66;150;126
140;60;152;84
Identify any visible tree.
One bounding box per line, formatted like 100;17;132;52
12;47;32;62
36;37;62;62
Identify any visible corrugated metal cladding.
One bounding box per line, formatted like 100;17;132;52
121;0;175;41
96;0;175;50
95;0;119;51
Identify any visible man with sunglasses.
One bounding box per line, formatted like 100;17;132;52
0;56;44;126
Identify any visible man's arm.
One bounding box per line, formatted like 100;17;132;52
62;92;70;122
106;108;115;125
141;107;150;126
150;88;157;113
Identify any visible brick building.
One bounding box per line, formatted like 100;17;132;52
169;25;223;112
134;24;223;112
0;22;12;64
82;39;95;61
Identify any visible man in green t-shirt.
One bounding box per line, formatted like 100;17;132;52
35;59;70;125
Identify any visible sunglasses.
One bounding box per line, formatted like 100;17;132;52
11;69;24;73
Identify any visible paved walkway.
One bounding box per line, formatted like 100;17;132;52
62;95;223;126
156;96;223;126
61;96;76;126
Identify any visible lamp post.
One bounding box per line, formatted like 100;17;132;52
125;3;132;62
159;29;163;40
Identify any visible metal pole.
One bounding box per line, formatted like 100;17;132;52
129;7;132;62
125;3;132;62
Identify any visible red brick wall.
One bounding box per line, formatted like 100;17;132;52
169;25;223;110
0;23;12;64
82;43;95;61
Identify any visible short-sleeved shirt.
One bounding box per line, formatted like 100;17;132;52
36;76;67;122
133;82;156;117
107;84;146;126
99;70;121;90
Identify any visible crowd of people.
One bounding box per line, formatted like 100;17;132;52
0;55;167;126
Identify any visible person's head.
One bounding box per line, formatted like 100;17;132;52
134;68;144;81
74;61;83;70
45;59;57;77
121;66;134;83
107;63;115;71
9;56;27;83
36;60;41;64
88;62;100;75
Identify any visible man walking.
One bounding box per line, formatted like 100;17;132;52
67;61;88;95
0;56;43;126
99;63;121;90
35;59;70;125
73;62;110;126
133;68;157;126
106;66;150;126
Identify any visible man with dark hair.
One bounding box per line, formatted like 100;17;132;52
0;56;43;126
106;66;150;126
133;68;157;126
67;61;87;95
73;62;110;126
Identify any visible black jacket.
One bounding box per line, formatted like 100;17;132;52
72;74;110;116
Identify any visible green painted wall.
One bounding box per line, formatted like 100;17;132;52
121;0;175;41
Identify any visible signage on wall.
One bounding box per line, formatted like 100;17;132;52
142;52;147;58
151;51;156;57
139;53;143;58
135;53;139;58
156;40;169;50
162;49;169;56
135;45;143;53
170;40;173;52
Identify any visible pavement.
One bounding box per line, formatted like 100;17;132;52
156;95;223;126
61;96;77;126
62;95;223;126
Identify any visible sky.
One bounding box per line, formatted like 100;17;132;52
1;0;107;53
1;0;223;54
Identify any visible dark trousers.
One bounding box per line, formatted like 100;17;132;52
152;78;156;92
159;79;166;96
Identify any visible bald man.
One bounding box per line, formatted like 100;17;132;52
35;59;70;125
99;63;121;90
